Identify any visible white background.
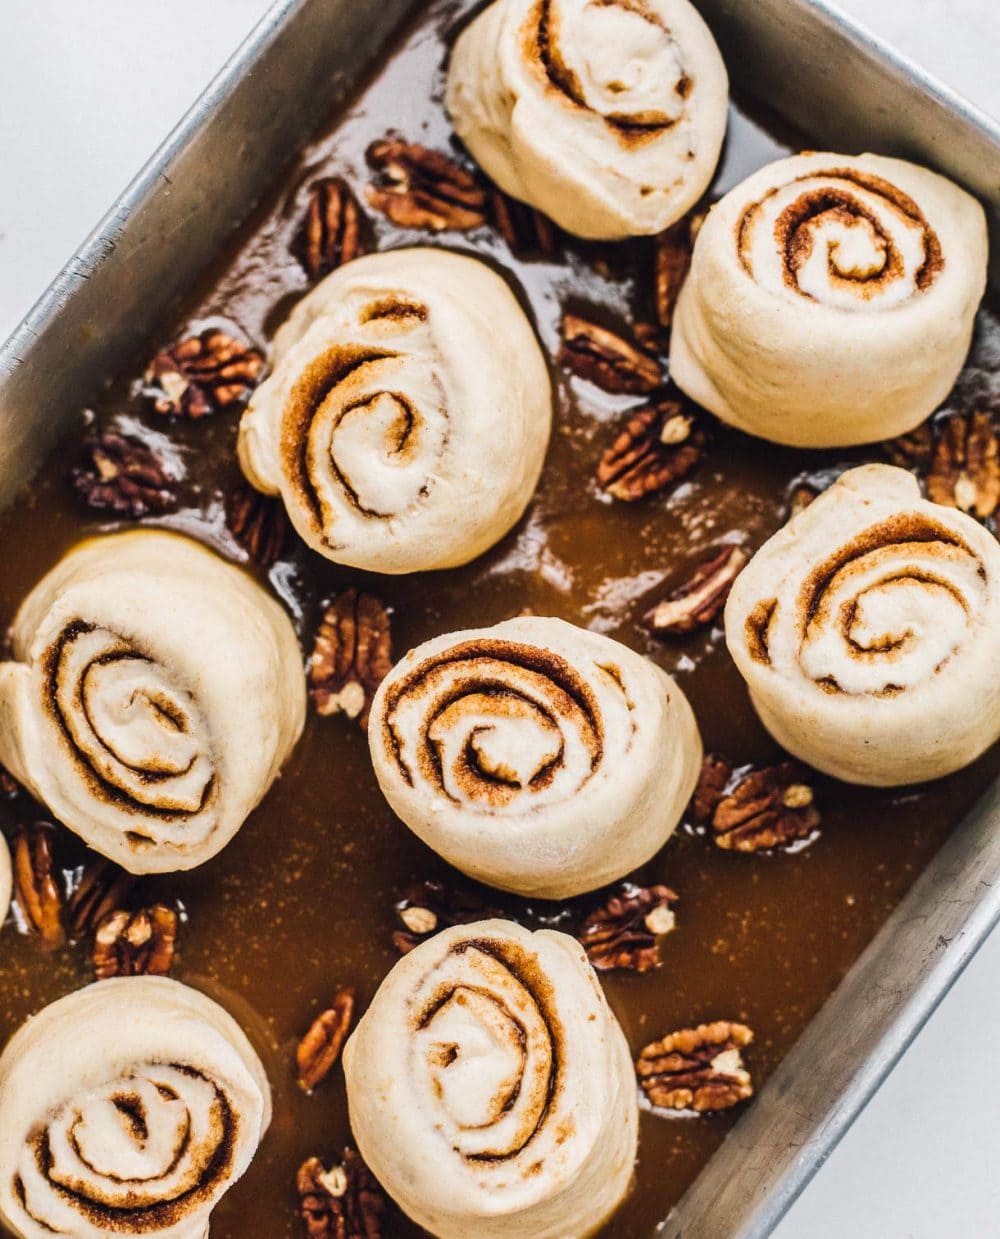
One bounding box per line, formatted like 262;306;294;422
0;2;997;1236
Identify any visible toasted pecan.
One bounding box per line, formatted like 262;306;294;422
578;884;678;972
365;139;487;232
637;1020;754;1113
297;988;356;1093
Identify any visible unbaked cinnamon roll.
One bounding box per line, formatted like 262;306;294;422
344;920;637;1238
0;977;270;1239
238;248;551;573
446;0;728;239
670;152;988;447
0;833;10;929
368;616;702;897
726;465;1000;785
0;530;305;873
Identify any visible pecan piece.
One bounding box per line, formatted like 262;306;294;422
882;420;934;471
558;313;663;394
687;754;733;828
578;884;678;972
65;857;135;941
225;481;289;568
12;825;65;949
298;1150;385;1239
297;988;356;1093
712;762;820;852
653;220;693;329
637;1020;754;1113
393;880;504;955
597;400;704;501
72;432;177;518
648;545;748;635
296;177;367;279
489;188;557;256
365;139;487;232
310;590;393;729
92;905;178;979
143;328;264;419
927;409;1000;519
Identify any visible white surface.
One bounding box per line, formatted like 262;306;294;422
0;2;997;1237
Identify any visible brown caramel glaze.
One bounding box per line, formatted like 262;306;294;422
1;2;999;1235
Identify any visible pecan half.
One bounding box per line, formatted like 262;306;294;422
712;762;820;852
653;220;693;329
927;409;1000;519
687;754;733;828
578;884;678;972
882;420;934;471
393;880;504;955
558;314;663;394
648;545;748;635
92;905;178;979
296;177;367;279
596;400;704;501
365;139;487;232
309;590;393;729
489;188;557;256
12;825;65;949
65;857;135;942
298;1150;385;1239
143;328;264;419
72;432;177;518
297;988;356;1093
225;481;289;568
637;1020;754;1113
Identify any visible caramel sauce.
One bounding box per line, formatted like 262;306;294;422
2;2;999;1234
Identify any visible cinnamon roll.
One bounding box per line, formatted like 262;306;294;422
238;248;551;573
0;833;10;929
368;616;702;897
670;152;988;447
725;465;1000;785
446;0;728;240
0;531;305;873
343;920;637;1238
0;977;270;1239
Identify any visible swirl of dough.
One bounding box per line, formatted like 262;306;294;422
0;978;270;1239
0;833;10;929
369;616;702;897
670;152;988;447
344;920;638;1239
238;249;552;573
738;165;944;308
725;465;1000;786
0;531;305;873
445;0;728;239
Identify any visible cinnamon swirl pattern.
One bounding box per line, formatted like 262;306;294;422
0;531;305;873
726;466;1000;785
445;0;728;239
343;920;638;1239
670;152;988;446
369;616;702;897
0;978;270;1239
238;248;551;573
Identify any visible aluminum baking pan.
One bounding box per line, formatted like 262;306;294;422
1;2;998;1236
